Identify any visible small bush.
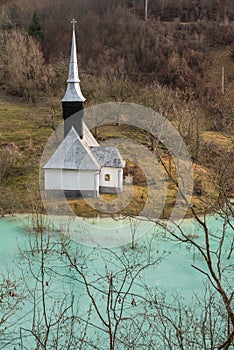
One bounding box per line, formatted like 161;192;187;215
0;143;21;183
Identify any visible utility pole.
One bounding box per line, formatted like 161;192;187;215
133;0;135;16
161;0;165;18
145;0;148;22
222;66;225;95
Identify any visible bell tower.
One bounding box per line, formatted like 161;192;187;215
61;19;86;138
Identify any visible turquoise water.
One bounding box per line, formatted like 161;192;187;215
0;217;26;265
0;214;233;349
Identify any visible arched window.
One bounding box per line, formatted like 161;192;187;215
105;174;110;181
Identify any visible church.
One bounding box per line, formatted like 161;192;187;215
43;21;125;198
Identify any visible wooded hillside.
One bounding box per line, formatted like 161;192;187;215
0;0;233;215
1;0;234;94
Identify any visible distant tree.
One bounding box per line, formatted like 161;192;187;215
28;11;44;42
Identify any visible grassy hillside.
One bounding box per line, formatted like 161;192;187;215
0;90;220;218
204;46;234;92
0;94;55;213
0;36;233;217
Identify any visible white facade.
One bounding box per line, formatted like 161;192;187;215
99;167;123;192
43;127;125;197
44;167;124;195
44;169;99;192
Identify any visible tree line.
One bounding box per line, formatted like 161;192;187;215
0;0;234;97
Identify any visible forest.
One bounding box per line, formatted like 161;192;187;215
0;0;234;98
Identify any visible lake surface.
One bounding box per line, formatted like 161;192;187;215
0;214;233;349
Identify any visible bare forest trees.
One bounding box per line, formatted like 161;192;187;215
0;29;54;102
0;1;234;100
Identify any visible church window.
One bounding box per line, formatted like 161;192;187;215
105;174;110;181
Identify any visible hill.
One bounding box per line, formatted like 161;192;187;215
0;86;228;218
0;0;233;217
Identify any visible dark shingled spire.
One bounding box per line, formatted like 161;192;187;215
62;19;85;138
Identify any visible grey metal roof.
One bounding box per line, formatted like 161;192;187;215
91;146;125;168
43;127;100;171
43;124;125;171
61;28;85;102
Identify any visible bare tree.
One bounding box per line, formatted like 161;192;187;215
0;274;25;350
0;143;21;183
60;238;164;350
18;226;82;349
150;156;234;348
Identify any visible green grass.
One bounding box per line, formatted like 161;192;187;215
0;95;54;213
0;100;51;145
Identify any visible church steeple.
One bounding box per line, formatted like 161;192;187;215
62;19;85;138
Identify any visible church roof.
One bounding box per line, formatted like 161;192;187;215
61;26;85;102
91;146;126;168
43;126;125;171
43;127;100;171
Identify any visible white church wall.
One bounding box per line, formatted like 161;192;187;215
99;167;123;191
44;169;99;191
118;168;123;191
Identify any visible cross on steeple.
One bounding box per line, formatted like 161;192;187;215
71;19;77;31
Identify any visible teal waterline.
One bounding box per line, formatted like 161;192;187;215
0;217;27;262
0;214;233;293
0;214;233;349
